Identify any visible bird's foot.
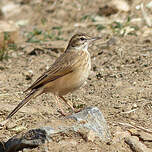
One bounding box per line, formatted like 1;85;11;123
57;109;67;116
57;107;83;117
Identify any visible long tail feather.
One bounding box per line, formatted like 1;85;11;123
6;89;40;119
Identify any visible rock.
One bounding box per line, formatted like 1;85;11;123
129;129;152;142
7;125;27;133
27;48;45;56
111;127;131;152
1;2;21;18
125;136;152;152
67;106;111;141
2;127;73;152
4;128;53;152
112;126;130;144
23;70;33;80
98;5;118;16
16;20;29;26
86;130;96;142
2;107;110;152
146;1;152;8
59;139;77;146
0;141;5;152
23;45;35;54
142;27;152;37
77;128;96;142
0;21;19;48
110;0;130;12
138;131;152;142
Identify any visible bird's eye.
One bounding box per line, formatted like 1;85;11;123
80;37;86;41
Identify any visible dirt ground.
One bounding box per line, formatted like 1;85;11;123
0;0;152;151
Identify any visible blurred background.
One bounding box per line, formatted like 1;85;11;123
0;0;152;51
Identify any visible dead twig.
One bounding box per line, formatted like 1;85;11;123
118;122;152;134
121;109;137;114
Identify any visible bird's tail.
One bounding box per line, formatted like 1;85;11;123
6;89;42;119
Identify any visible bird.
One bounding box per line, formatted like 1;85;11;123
0;33;101;126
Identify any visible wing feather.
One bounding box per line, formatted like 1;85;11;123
25;51;81;92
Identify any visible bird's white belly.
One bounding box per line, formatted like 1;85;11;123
56;68;90;96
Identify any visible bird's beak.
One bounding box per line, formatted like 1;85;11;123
88;37;102;43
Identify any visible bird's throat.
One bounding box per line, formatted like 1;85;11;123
74;43;89;52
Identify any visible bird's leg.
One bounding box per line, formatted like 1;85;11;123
54;95;66;116
59;96;74;112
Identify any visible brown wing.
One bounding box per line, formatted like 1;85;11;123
25;51;80;92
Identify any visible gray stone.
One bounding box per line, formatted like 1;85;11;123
2;107;110;152
67;106;111;141
3;128;53;152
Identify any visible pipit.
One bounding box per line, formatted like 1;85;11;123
0;33;101;126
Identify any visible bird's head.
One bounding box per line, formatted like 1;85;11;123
66;33;101;51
